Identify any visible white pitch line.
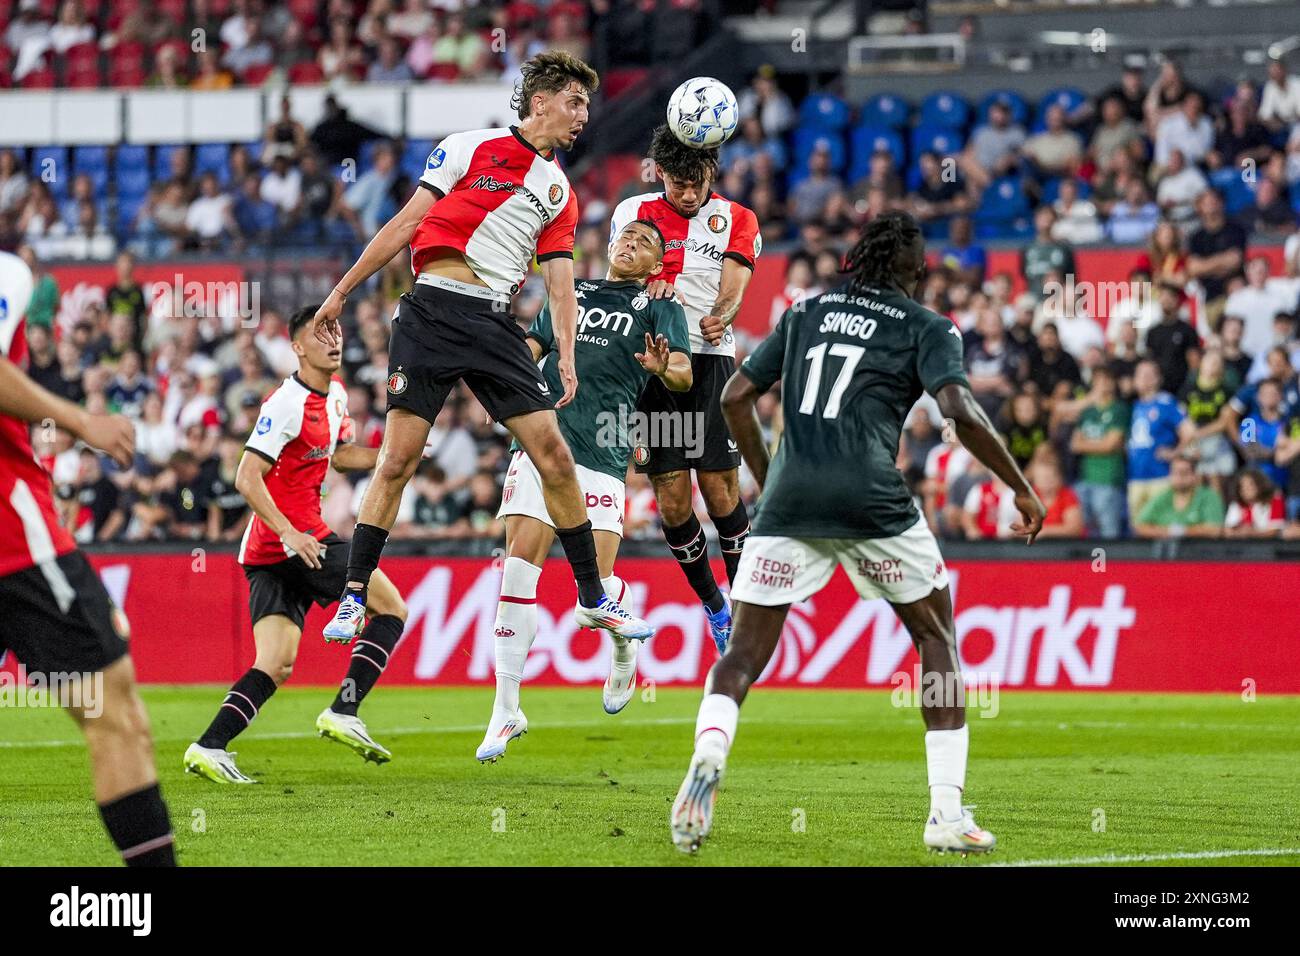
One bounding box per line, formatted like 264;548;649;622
986;847;1300;867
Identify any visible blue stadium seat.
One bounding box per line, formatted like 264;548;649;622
792;127;847;173
974;175;1030;238
402;138;435;172
1037;87;1087;124
919;91;970;131
848;125;905;181
115;195;146;237
73;145;110;193
1041;176;1093;204
977;89;1029;127
910;125;964;159
194;143;232;184
799;93;851;131
116;165;152;200
30;146;70;196
115;144;148;172
860;92;910;129
153;143;189;180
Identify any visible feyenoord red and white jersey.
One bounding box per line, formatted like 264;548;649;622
412;126;578;294
239;374;352;566
0;252;76;578
609;191;761;357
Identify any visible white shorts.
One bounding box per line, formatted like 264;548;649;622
496;450;626;537
730;518;950;607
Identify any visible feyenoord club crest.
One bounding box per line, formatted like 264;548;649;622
548;183;563;205
633;443;650;466
707;213;727;233
388;370;408;394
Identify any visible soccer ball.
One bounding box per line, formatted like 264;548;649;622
666;77;739;149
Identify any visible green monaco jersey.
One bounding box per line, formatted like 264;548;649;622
740;282;970;539
523;278;691;482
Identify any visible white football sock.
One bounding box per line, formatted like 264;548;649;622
925;724;969;820
694;693;739;763
493;557;542;715
602;574;635;666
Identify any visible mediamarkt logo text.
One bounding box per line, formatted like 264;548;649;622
399;568;1136;687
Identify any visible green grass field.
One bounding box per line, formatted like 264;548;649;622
2;686;1298;867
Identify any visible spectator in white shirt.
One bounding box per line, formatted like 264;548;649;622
1260;59;1300;131
259;155;302;217
185;172;235;248
1155;91;1214;170
1155;149;1208;223
1051;178;1104;245
1224;255;1297;358
737;66;795;138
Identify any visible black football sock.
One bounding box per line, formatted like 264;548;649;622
331;614;404;717
556;520;605;607
98;783;177;867
344;522;390;605
709;501;751;590
196;667;278;750
663;514;725;614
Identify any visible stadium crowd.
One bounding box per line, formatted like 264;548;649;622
8;46;1300;543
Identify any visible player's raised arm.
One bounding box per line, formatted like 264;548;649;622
935;382;1045;544
0;357;135;467
314;181;438;346
540;255;579;407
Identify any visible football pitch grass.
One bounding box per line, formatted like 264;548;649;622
3;687;1299;867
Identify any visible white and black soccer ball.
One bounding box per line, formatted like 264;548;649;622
666;77;739;149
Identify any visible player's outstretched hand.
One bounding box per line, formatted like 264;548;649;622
82;413;135;468
699;314;726;346
1010;489;1047;545
635;333;671;376
313;295;343;347
556;355;578;409
281;529;324;569
645;279;675;300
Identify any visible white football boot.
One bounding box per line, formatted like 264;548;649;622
574;593;654;641
316;708;392;764
670;752;725;854
323;594;366;644
602;639;639;715
923;806;997;854
475;708;529;763
183;743;258;784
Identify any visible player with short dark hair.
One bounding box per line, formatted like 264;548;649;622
610;125;763;657
669;212;1046;855
477;219;692;760
313;50;653;648
183;306;409;783
0;251;176;866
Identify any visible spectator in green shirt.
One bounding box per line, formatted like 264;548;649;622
17;244;58;330
1134;454;1225;538
1068;366;1129;537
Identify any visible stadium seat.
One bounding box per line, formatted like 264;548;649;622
153;143;188;181
242;63;275;85
195;142;232;184
30;146;69;195
115;195;146;237
799;93;851;132
859;92;909;129
116;165;152;200
426;63;460;81
1037;87;1087;124
848;125;905;181
74;146;111;192
791;127;847;173
910;125;964;159
66;63;103;88
287;0;320;30
919;91;970;131
156;0;186;23
1040;176;1092;204
288;61;325;84
21;67;57;89
402;139;436;172
977;89;1029;127
115;143;147;170
974;175;1031;238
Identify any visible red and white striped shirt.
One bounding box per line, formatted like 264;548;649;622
239;374;352;566
609;191;761;357
0;252;76;577
412;126;578;294
1225;494;1285;533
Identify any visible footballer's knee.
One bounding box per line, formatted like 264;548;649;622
699;470;739;513
375;444;420;486
651;472;692;525
532;432;576;481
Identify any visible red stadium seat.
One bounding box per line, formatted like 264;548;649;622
21;67;57;89
64;41;100;70
108;44;147;88
107;0;142;30
242;63;275;85
288;61;325;84
287;0;319;31
156;0;186;23
426;63;459;81
66;64;103;88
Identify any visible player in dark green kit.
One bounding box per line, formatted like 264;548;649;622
670;212;1046;854
477;219;693;761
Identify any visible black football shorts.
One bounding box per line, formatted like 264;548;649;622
633;352;742;475
243;534;349;630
